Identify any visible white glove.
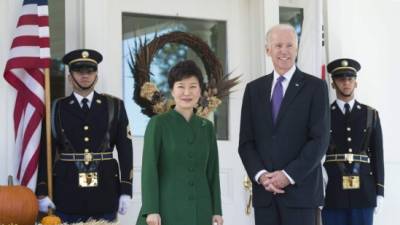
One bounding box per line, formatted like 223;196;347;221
374;195;384;214
38;196;56;213
322;165;328;197
118;194;131;215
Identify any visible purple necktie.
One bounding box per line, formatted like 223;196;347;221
271;76;285;123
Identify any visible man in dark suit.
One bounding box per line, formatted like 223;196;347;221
238;24;330;225
322;58;384;225
36;49;133;223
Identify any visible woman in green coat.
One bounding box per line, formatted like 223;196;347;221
136;60;223;225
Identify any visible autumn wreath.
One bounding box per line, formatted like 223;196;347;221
128;31;239;118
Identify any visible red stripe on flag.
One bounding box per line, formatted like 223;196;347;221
18;15;49;27
18;111;42;182
321;64;326;80
5;57;51;71
11;36;50;48
21;145;40;186
4;70;45;105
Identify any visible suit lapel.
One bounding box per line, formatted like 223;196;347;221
257;73;274;127
275;69;305;125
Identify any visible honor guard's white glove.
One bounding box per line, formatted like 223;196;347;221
374;195;384;214
38;196;56;213
118;194;131;215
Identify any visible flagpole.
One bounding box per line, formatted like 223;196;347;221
44;68;53;205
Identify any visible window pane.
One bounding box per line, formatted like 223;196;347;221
279;6;304;47
122;14;228;139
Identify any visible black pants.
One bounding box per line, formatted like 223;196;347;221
254;197;316;225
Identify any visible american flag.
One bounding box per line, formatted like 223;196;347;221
3;0;50;190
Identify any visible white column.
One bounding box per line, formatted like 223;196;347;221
263;0;280;75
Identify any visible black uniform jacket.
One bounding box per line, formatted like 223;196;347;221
36;92;133;215
324;101;384;209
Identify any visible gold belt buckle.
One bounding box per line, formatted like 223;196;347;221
342;175;360;189
344;153;354;163
79;172;98;187
84;151;93;165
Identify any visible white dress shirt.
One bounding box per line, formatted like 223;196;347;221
73;91;94;109
335;98;355;115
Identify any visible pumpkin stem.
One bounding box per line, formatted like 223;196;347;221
8;175;13;186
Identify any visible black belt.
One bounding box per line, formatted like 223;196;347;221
60;152;113;163
325;153;370;164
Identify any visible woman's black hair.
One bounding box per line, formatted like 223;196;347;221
168;60;205;92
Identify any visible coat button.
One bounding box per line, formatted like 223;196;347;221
83;126;89;131
84;137;90;142
346;127;351;131
347;137;352;142
348;148;353;153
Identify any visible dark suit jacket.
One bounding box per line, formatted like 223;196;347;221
239;68;330;208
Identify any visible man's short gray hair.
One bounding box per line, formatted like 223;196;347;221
265;24;298;48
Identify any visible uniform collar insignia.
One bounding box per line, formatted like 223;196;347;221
331;105;336;110
69;100;74;104
96;99;102;104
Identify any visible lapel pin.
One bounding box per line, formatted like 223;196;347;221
357;105;361;110
96;99;102;104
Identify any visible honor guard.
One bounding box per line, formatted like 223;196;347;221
36;49;133;223
322;58;384;225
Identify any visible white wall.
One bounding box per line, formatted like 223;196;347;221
0;0;20;185
326;0;400;223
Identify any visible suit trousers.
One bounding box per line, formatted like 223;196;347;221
322;208;374;225
254;197;316;225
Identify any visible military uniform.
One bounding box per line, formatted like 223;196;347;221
36;49;133;218
322;58;384;225
324;100;384;208
136;110;222;225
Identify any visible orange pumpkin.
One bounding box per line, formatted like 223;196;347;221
0;177;39;225
41;214;62;225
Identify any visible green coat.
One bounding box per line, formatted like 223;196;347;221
136;110;222;225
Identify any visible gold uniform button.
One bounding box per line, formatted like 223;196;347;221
84;137;90;142
347;127;351;131
348;148;353;153
84;148;89;152
347;137;352;142
84;126;89;130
